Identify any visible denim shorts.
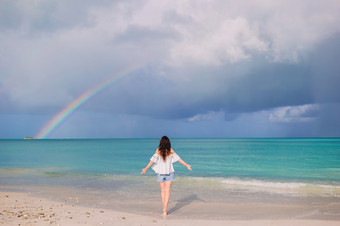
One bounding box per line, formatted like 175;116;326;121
157;172;175;182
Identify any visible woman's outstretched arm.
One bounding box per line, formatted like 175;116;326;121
141;161;154;174
178;159;192;171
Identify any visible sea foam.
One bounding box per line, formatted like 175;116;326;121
221;178;306;189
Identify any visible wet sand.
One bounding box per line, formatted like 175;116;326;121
1;191;340;226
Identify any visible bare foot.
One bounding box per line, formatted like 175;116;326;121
163;210;168;216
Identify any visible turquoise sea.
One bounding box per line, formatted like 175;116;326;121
1;138;340;216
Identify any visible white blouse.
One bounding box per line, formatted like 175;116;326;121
150;152;181;174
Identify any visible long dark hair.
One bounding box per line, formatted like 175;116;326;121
158;136;171;161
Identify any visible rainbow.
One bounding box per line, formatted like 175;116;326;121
35;63;149;139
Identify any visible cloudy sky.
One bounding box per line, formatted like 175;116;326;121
1;0;340;139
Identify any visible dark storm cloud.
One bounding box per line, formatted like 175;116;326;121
88;33;340;124
309;35;340;103
82;59;313;119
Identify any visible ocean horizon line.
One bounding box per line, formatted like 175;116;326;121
2;136;340;140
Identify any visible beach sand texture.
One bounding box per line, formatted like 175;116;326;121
1;191;339;226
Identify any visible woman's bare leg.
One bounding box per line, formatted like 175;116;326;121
163;181;172;215
159;182;166;213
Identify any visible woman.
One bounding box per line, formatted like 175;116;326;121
141;136;192;216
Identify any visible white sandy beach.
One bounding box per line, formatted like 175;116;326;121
1;191;339;226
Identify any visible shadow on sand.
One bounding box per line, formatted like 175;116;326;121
168;194;205;215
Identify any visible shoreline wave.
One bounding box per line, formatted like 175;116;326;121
1;168;340;197
183;176;340;197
